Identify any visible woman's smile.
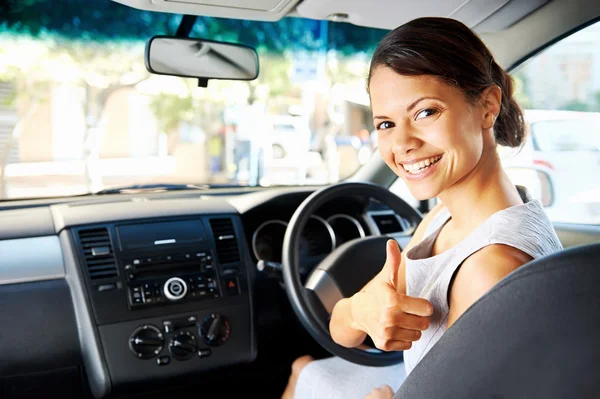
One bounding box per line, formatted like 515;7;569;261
397;154;443;181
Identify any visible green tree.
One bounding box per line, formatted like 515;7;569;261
511;69;532;109
563;100;590;112
1;0;387;54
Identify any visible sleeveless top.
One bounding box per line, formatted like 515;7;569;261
402;196;563;376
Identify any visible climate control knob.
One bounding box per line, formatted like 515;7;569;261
200;313;231;346
129;325;164;359
164;277;188;301
169;331;197;359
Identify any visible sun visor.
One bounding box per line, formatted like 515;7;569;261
295;0;550;33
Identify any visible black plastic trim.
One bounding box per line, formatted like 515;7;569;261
508;16;600;72
0;279;80;378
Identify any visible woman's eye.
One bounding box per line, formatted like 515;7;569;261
377;121;394;130
415;108;438;120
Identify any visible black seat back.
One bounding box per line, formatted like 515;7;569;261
395;243;600;399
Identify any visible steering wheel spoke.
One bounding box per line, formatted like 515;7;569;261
305;269;344;314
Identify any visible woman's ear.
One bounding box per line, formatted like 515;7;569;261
481;85;502;130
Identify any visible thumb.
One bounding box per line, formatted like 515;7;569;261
383;239;402;288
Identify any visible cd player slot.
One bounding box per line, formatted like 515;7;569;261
132;263;203;279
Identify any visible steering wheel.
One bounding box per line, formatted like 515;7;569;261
282;181;423;366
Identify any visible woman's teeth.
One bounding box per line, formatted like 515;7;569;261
402;155;442;174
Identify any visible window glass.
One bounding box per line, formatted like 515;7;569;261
0;0;388;199
501;21;600;225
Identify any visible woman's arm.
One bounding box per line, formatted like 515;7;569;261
447;244;533;329
329;201;446;348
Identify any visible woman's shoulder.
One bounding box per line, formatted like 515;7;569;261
489;199;563;257
446;241;533;328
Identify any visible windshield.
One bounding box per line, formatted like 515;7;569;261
0;1;387;200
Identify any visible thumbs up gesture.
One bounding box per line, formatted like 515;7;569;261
350;240;434;351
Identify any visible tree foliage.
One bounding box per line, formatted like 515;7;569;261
0;0;388;55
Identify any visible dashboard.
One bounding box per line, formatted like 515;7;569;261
0;185;417;398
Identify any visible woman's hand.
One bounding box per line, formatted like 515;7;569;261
364;384;394;399
350;240;433;351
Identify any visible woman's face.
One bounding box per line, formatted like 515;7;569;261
370;67;487;201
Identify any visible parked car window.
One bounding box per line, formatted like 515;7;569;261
501;21;600;225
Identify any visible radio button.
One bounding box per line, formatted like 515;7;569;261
164;277;188;301
157;356;170;366
197;348;211;358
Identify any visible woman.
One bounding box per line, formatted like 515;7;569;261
282;16;563;399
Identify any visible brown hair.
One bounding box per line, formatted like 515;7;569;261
367;17;525;148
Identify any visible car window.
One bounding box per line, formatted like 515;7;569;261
501;20;600;225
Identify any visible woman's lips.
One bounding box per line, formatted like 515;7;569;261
397;155;443;181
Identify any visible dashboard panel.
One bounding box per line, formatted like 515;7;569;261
0;185;417;398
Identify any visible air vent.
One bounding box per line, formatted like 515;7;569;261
372;213;405;234
78;228;118;280
209;218;240;265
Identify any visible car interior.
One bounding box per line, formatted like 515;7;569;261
0;0;599;398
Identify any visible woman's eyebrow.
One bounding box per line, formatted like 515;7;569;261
406;96;443;112
374;96;444;120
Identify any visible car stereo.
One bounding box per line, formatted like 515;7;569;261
124;249;225;309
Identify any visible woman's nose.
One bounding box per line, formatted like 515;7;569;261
391;127;420;156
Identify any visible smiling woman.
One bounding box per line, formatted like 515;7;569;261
285;16;563;399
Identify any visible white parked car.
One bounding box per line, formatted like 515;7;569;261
501;109;600;224
264;114;312;185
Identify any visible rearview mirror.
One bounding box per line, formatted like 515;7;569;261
505;166;554;207
145;36;259;84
